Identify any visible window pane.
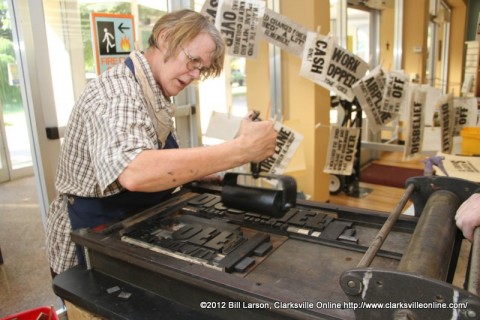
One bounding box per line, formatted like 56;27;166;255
0;5;31;171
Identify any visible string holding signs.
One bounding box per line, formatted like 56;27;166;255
259;8;308;57
215;0;266;59
91;12;136;75
323;126;360;176
300;32;369;101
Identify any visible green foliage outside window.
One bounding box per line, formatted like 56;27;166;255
0;1;21;112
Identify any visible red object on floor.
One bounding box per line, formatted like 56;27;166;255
0;306;58;320
360;163;424;188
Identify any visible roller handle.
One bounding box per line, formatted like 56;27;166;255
249;111;262;179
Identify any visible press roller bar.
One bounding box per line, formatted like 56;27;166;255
469;228;480;295
397;190;460;281
357;180;465;281
356;183;415;268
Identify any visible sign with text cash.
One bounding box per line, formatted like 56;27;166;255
324;126;360;175
299;32;332;86
215;0;265;59
300;32;369;101
260;8;308;57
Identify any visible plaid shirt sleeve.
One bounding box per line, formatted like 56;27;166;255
46;58;160;273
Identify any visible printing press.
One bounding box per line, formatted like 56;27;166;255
53;173;480;320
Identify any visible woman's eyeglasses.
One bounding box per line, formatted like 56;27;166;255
182;48;209;77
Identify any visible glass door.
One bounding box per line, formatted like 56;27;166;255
0;108;9;182
0;0;33;182
426;0;450;93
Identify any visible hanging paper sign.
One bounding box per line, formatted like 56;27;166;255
300;32;369;101
215;0;265;59
324;44;369;101
381;70;409;114
437;93;455;154
299;32;333;86
403;88;426;160
419;85;442;126
323;126;360;175
352;66;397;133
201;0;219;24
260;8;308;57
260;122;303;175
452;97;478;137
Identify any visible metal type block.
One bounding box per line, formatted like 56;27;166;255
217;233;270;272
234;257;255;273
319;220;353;240
253;242;273;256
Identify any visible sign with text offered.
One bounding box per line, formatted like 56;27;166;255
91;12;136;75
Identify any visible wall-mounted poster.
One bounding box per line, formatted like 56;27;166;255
91;12;136;75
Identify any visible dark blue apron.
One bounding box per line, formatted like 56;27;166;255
68;57;178;266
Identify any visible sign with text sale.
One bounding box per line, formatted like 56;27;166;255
91;12;136;75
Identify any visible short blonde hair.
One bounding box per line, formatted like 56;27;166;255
148;9;225;79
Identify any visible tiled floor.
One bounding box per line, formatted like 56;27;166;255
0;176;63;318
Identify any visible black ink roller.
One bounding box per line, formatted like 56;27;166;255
221;172;297;218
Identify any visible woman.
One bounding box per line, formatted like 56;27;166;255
46;9;277;276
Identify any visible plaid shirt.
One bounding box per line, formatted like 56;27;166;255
46;51;166;274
